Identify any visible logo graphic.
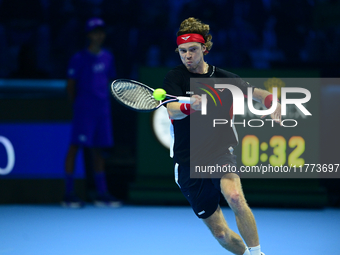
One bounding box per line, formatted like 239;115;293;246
191;78;313;128
181;36;191;40
201;84;311;116
198;82;222;107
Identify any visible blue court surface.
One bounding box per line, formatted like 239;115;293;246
0;205;339;255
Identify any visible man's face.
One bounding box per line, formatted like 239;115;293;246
178;42;206;72
88;28;106;46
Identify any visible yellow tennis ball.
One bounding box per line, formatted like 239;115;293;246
153;88;166;101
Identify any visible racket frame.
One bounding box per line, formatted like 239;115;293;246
111;79;191;112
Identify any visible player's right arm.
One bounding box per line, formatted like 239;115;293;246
66;79;76;103
163;69;202;120
167;95;202;120
167;102;187;120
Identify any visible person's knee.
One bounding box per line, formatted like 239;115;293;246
226;189;247;211
229;189;242;204
211;227;230;242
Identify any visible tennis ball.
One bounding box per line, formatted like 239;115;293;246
153;88;166;101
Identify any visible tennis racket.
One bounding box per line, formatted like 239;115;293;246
111;79;191;112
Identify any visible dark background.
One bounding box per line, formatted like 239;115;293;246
0;0;339;208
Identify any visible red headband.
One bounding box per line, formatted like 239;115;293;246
176;33;205;46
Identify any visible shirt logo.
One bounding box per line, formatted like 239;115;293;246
68;69;75;75
181;36;190;40
93;63;105;73
79;135;87;142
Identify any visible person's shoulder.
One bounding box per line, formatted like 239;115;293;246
70;49;88;61
214;67;240;78
214;66;252;88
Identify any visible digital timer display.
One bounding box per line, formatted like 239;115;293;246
242;135;305;167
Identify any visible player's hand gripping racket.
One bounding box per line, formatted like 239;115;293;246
111;79;191;112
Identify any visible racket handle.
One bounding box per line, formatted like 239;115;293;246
177;97;191;104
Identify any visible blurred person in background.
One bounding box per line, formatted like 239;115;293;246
62;17;121;208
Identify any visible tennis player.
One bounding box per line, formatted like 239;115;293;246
164;17;281;255
62;17;121;208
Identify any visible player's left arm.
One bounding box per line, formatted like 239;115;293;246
252;88;282;124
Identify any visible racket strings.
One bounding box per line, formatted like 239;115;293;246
112;81;159;110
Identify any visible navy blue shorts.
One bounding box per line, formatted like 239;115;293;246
174;153;237;219
70;107;113;147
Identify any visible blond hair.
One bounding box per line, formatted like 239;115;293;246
176;17;213;55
